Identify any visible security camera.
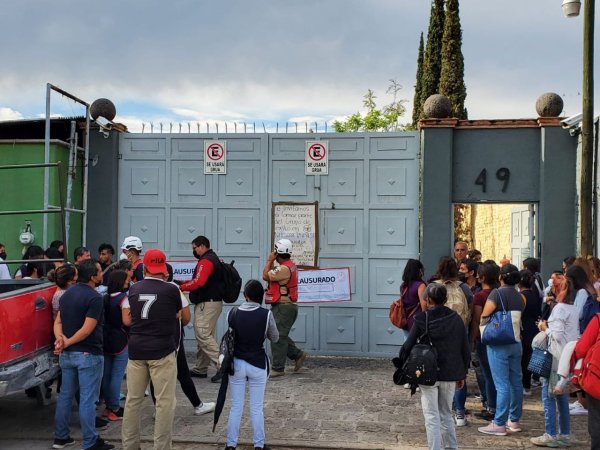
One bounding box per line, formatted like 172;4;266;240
561;113;582;128
95;116;113;130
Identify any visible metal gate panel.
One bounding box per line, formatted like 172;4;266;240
169;208;213;252
119;134;269;347
170;162;211;200
272;161;314;200
119;132;418;356
269;132;419;356
122;208;166;250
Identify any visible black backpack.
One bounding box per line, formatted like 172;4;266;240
394;312;439;387
220;260;242;303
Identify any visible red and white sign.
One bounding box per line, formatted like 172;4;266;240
204;140;227;174
305;141;328;175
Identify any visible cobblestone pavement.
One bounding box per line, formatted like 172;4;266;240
0;356;592;449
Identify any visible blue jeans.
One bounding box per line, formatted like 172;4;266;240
487;342;523;426
542;379;570;436
54;351;104;449
477;339;497;411
227;358;268;448
453;379;467;414
102;348;128;411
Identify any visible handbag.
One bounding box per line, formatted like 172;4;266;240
217;308;238;376
480;288;521;345
528;344;553;378
389;286;408;329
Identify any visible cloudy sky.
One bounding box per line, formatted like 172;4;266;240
0;0;596;132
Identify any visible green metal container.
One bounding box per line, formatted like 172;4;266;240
0;141;84;275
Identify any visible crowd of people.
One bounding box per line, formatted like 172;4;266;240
10;235;306;450
5;235;599;450
395;241;600;450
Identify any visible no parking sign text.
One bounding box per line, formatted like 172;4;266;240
204;140;227;174
305;141;328;175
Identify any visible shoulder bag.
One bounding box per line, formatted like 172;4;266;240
480;288;522;345
389;286;408;329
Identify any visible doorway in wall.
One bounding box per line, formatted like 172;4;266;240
453;203;537;265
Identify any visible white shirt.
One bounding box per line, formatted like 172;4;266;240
547;302;580;348
0;258;11;280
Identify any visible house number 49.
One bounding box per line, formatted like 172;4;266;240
474;168;510;193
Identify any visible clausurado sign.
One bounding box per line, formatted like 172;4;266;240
297;267;351;303
170;261;351;303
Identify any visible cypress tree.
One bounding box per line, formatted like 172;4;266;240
412;33;425;127
421;0;445;116
439;0;467;119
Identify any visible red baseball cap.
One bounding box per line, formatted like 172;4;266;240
143;248;168;276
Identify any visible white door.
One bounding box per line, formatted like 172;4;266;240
510;204;535;264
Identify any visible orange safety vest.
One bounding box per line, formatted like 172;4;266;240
265;259;298;304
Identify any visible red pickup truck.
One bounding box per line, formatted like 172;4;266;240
0;280;60;402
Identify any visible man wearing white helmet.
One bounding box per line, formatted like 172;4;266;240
121;236;144;282
262;238;307;378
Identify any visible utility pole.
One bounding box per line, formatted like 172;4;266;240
580;0;594;256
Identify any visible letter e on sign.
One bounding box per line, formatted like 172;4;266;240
204;140;227;174
305;141;328;175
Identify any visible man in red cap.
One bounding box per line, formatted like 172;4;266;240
121;249;185;450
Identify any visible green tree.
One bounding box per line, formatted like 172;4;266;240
439;0;467;119
421;0;445;112
333;80;407;132
412;32;425;127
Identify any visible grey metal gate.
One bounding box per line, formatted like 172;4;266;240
118;132;419;356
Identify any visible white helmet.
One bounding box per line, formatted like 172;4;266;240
275;238;293;255
121;236;143;252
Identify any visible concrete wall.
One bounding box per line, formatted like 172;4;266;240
421;119;577;279
86;131;120;259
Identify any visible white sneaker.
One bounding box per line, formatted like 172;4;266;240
531;433;559;447
455;412;467;427
569;402;588;416
194;402;216;415
568;400;582;410
403;383;410;389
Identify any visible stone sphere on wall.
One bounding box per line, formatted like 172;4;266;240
90;98;116;121
423;94;452;119
535;92;563;117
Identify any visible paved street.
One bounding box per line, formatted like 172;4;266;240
0;356;592;449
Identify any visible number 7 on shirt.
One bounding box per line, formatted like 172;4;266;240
139;294;158;319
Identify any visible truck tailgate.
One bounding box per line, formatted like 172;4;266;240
0;282;56;366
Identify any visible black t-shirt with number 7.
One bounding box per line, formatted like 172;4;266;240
126;277;182;360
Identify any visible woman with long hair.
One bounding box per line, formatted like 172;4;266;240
530;278;579;447
101;270;131;421
478;264;525;436
518;270;542;396
471;262;500;421
48;264;78;320
225;280;279;450
400;259;426;332
566;264;595;319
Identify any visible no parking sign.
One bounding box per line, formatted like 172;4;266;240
204;140;227;174
305;141;328;175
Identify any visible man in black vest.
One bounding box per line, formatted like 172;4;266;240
179;236;224;382
121;248;183;450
